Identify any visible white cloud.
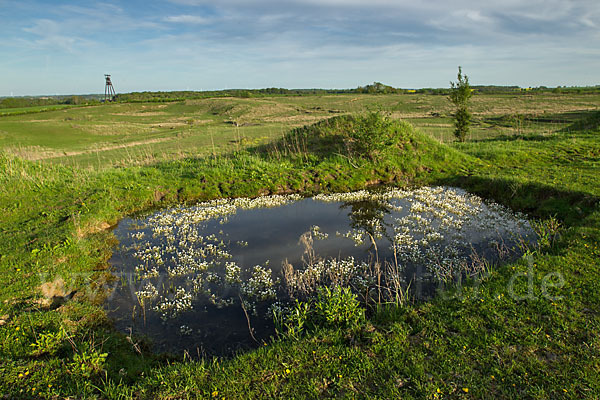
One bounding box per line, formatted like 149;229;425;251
164;14;211;24
22;19;89;53
53;3;163;32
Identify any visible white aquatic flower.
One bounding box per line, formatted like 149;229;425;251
135;282;158;300
179;325;193;335
130;231;146;240
241;265;276;301
337;230;365;246
208;293;235;308
153;287;194;321
382;185;536;280
225;262;242;284
205;272;221;284
136;265;159;279
310;225;329;240
284;256;374;297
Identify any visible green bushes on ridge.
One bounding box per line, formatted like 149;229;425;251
265;112;473;175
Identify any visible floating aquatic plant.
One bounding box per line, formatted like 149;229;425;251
109;186;535;340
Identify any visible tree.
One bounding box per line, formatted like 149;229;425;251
449;66;473;142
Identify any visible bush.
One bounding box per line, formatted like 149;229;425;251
346;112;403;161
270;112;410;162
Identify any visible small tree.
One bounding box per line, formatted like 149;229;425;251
449;66;473;142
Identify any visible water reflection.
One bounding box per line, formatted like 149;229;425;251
341;198;394;245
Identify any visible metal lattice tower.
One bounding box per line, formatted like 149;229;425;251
104;74;116;102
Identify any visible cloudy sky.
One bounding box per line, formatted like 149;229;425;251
0;0;598;95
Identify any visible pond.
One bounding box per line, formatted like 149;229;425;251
105;186;536;356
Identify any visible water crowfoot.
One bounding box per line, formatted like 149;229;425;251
107;186;536;353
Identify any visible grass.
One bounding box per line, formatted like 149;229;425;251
1;92;598;168
0;104;80;117
0;92;599;398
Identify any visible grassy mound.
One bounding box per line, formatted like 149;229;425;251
264;112;476;180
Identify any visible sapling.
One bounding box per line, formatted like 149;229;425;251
449;66;473;142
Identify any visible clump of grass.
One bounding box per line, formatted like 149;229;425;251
274;286;365;338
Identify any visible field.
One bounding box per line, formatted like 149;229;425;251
0;91;599;399
2;92;598;168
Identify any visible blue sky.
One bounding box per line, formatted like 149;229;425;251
1;0;599;95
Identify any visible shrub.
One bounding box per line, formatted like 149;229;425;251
346;112;402;161
272;112;410;162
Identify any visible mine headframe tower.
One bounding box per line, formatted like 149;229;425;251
104;74;116;102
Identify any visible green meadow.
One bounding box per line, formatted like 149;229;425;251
2;92;598;168
0;91;599;399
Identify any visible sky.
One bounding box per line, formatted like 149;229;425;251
0;0;599;95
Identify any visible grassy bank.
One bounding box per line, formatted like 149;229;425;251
0;102;599;398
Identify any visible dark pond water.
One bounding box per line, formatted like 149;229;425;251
105;187;535;357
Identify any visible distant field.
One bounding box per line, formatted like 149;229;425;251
0;92;598;169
